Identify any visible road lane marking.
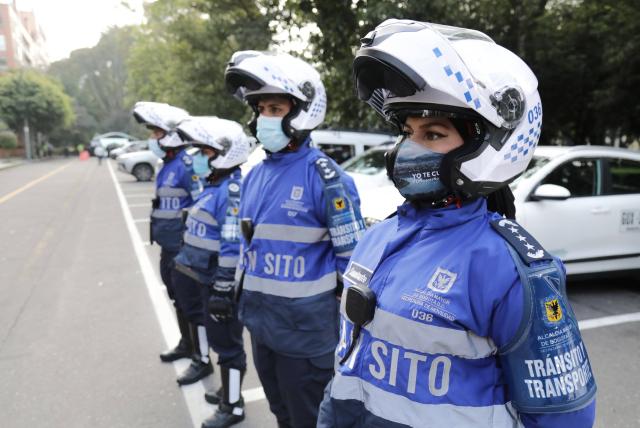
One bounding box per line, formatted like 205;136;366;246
243;386;266;403
108;161;213;427
579;311;640;331
0;162;71;205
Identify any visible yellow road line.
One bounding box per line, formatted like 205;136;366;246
0;162;72;205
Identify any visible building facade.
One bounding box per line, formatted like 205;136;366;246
0;0;48;72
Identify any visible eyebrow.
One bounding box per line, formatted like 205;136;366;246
419;120;449;129
403;120;450;131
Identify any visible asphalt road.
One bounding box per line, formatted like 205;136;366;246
0;158;638;428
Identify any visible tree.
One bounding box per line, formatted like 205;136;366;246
0;70;75;146
126;0;274;123
48;26;138;145
269;0;640;146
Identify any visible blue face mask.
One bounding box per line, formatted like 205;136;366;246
390;139;449;201
192;152;211;177
256;116;290;153
148;138;166;159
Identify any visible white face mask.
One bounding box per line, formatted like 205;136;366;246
256;116;290;153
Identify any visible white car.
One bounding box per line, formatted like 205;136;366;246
116;150;161;181
345;145;640;277
110;140;148;159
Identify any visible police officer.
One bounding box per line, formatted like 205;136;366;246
172;116;251;427
132;102;203;364
224;52;366;427
318;20;597;427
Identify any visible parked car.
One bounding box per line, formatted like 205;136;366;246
110;140;148;159
116;150;160;181
346;144;640;278
310;129;395;163
238;131;394;173
89;132;137;155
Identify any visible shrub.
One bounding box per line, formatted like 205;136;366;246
0;130;18;149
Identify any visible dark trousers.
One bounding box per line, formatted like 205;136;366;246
203;285;247;370
171;269;205;325
251;337;333;428
159;249;179;304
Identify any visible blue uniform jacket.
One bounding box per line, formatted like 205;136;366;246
174;169;242;286
151;149;202;252
237;142;363;361
318;198;595;428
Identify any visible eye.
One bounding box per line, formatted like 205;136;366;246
425;131;445;141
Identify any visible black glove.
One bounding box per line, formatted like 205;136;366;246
208;284;235;323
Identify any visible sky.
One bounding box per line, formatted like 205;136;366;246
11;0;146;62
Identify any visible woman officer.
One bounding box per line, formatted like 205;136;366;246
317;19;596;428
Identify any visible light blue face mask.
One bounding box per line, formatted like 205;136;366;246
256;116;290;153
148;138;166;159
192;152;212;177
390;138;449;201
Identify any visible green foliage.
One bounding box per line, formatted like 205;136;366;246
0;70;75;139
48;26;138;145
0;130;18;149
270;0;640;146
126;0;274;123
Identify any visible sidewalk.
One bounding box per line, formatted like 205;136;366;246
0;158;24;171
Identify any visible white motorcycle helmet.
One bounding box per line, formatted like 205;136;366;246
132;101;190;149
224;51;327;144
177;116;251;170
353;19;542;198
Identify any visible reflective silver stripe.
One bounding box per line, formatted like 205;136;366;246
336;249;354;258
215;280;234;291
190;209;218;226
330;373;523;428
243;271;337;298
219;256;238;268
253;224;329;243
151;209;182;219
184;234;220;251
362;308;496;359
157;187;188;197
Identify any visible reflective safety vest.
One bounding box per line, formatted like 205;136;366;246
151;149;202;251
237;142;364;360
174;169;242;286
321;198;595;428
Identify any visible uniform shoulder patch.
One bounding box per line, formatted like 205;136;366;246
228;181;241;196
182;155;192;166
314;156;339;182
490;218;553;265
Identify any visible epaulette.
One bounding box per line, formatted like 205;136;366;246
490;218;553;265
228;180;241;197
314;156;340;183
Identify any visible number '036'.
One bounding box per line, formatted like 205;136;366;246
528;102;542;124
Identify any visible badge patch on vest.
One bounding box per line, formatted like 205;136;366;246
427;267;457;293
290;185;304;200
543;296;563;324
333;197;346;210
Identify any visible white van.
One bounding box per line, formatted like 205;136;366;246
310;129;395;164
